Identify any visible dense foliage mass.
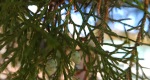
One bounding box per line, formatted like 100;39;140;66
0;0;150;80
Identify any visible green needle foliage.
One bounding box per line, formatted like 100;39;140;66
0;0;150;80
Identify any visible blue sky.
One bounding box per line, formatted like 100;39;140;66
28;5;150;34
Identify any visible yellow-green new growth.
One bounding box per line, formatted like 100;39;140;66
71;51;81;64
45;59;57;76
